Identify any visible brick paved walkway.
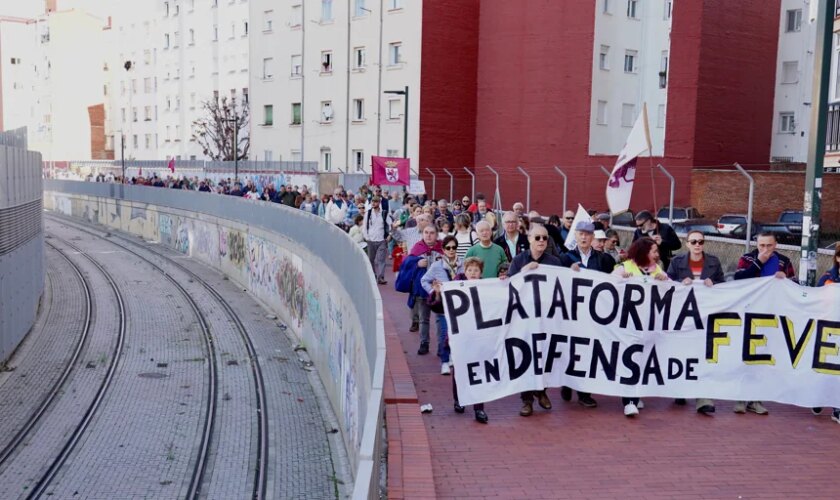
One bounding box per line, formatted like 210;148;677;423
380;268;840;500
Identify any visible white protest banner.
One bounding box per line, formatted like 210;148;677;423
442;266;840;407
409;179;426;195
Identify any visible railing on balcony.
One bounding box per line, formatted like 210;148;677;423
827;102;840;153
836;0;840;17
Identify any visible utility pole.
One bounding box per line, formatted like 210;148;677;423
800;0;833;285
121;133;125;181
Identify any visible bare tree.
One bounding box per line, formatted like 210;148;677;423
191;96;250;161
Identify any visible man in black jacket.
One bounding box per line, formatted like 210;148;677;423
558;221;616;409
494;211;529;262
508;225;563;417
632;210;681;271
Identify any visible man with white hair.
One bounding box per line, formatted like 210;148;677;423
464;220;507;278
325;189;349;228
512;202;525;217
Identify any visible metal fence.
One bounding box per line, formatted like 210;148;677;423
0;127;28;149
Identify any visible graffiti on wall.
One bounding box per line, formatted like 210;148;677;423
247;235;305;326
190;221;218;262
159;214;174;246
175;221;190;254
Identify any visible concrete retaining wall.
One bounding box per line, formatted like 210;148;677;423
43;180;384;499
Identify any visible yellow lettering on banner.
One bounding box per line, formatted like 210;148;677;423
707;317;740;363
815;326;840;375
745;316;777;366
784;318;814;369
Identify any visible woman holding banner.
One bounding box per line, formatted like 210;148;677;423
813;245;840;424
666;230;724;415
612;237;670;417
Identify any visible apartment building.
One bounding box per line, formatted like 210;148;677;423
105;0;250;161
248;0;421;172
0;16;38;133
589;0;672;157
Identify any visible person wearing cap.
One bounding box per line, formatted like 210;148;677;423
507;224;563;417
557;221;616;409
592;229;608;252
632;210;681;271
594;213;611;231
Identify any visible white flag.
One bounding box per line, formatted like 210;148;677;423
606;103;652;215
563;204;591;251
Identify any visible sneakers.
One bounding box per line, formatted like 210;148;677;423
560;386;572;401
733;401;747;414
697;404;716;415
747;401;769;415
519;402;533;417
440;363;451;375
474;409;489;424
537;392;552;410
624;402;639;417
417;343;429;355
377;278;387;285
832;409;840;424
409;321;419;332
578;394;598;408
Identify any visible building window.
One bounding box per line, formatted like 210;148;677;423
321;51;333;73
165;125;171;141
264;150;273;161
321;101;334;122
145;134;152;149
389;42;402;66
322;0;333;21
599;45;610;70
353;47;366;69
353;150;364;172
263;57;274;79
389;0;402;9
121;108;126;123
164;33;170;48
388;98;401;119
291;54;302;76
624;50;637;73
173;31;180;48
189;28;195;45
321;148;332;171
603;0;611;14
243;88;249;103
353;98;364;121
596;100;608;125
164;1;169;17
664;0;672;20
244;21;248;35
133;135;139;148
627;0;638;19
291;150;302;162
355;0;367;17
144;106;152;121
264;10;274;32
779;112;796;133
786;9;802;33
782;61;799;84
291;5;302;27
291;102;301;125
132;107;138;122
386;148;399;157
213;24;219;41
657;104;666;128
659;51;669;88
264;105;274;126
621;103;636;127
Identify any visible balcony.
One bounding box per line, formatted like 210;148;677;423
826;102;840;152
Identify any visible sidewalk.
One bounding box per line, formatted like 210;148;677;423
381;268;838;499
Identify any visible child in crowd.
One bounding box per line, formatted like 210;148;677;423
392;241;406;277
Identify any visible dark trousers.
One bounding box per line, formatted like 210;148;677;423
622;397;639;406
453;369;484;411
520;390;547;404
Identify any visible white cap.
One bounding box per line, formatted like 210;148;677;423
594;230;607;240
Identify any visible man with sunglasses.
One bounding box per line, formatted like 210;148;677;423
666;229;724;415
507;225;563;417
559;210;576;247
632;210;681;271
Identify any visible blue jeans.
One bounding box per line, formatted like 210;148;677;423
436;314;450;363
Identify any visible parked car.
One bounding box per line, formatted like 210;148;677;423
717;214;751;236
672;219;721;237
598;210;635;227
778;210;803;237
751;223;800;245
657;206;702;224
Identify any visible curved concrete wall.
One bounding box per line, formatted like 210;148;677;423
0;143;44;364
43;180;385;499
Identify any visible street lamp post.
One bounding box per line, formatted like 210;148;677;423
224;117;239;182
384;86;408;158
121;133;125;182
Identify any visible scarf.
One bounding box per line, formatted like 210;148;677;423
409;240;443;257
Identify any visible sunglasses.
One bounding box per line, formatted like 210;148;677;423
564;217;574;220
444;245;458;250
533;235;549;241
462;200;470;203
688;239;705;246
636;222;648;228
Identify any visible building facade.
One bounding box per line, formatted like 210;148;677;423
0;16;38;133
248;0;421;172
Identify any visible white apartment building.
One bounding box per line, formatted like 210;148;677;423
105;0;250;161
0;16;38;133
589;0;673;157
29;8;107;161
248;0;421;172
770;0;817;164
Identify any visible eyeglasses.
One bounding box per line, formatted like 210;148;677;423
444;245;458;250
504;220;518;224
533;235;549;241
462;200;470;204
688;240;705;246
636;222;647;228
564;217;574;220
610;239;620;245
